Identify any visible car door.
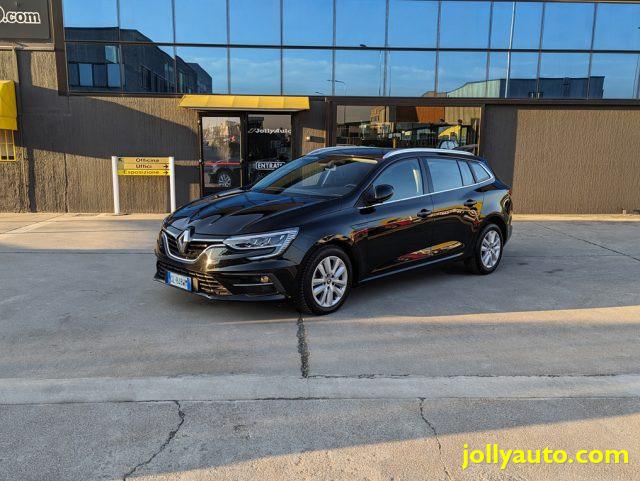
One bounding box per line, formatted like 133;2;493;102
422;157;484;259
354;158;434;276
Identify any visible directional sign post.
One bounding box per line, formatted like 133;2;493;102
117;157;171;176
111;156;176;214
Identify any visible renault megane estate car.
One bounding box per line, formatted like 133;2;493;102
155;147;512;314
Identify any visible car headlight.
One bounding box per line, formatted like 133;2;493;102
223;228;299;260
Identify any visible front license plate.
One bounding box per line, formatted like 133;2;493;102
166;271;192;291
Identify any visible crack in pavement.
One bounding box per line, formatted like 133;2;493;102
296;313;310;378
122;400;185;480
535;222;640;263
419;398;452;481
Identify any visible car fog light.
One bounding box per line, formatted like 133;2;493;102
260;275;270;283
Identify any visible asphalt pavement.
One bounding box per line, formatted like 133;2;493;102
1;213;640;480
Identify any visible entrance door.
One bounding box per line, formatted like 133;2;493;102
199;113;292;196
246;114;292;184
200;116;242;196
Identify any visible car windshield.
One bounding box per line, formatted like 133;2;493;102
250;154;379;198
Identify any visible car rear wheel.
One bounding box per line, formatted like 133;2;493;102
465;223;503;275
294;246;352;315
216;170;233;188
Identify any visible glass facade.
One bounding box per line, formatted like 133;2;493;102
63;0;640;99
335;105;482;151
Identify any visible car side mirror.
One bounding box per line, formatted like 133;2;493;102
365;184;394;205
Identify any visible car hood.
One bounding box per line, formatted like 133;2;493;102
165;189;334;236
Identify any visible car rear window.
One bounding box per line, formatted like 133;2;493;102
457;161;475;186
469;161;491;182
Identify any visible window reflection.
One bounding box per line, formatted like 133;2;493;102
175;0;227;44
336;0;386;47
335;50;385;96
122;45;176;93
594;3;640;51
438;52;488;97
230;0;280;45
283;0;333;46
507;52;539;98
66;43;121;92
283;50;332;95
589;54;640;99
388;0;438;48
336;105;481;153
202;116;242;192
119;0;174;43
487;52;509;98
538;53;590;99
230;48;281;95
512;1;542;49
439;1;490;48
490;1;514;49
63;0;118;41
542;2;594;50
61;0;640;100
387;51;435;97
175;47;228;94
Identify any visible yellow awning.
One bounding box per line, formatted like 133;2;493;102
179;95;310;112
0;81;17;131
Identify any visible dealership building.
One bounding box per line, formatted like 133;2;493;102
0;0;639;213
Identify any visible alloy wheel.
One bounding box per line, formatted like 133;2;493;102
311;256;348;308
480;229;501;269
217;172;232;188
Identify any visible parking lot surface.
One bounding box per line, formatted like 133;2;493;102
1;213;640;480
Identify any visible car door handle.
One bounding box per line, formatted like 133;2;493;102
464;199;477;208
417;209;431;219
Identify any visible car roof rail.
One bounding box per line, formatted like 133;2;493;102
306;146;382;156
383;148;476;159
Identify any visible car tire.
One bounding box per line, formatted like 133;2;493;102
465;223;504;275
294;246;352;315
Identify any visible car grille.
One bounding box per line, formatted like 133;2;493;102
156;261;231;296
164;232;222;260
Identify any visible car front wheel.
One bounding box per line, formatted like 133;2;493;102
294;246;352;315
465;223;504;275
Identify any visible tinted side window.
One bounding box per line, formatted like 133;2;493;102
469;161;491;182
426;159;463;192
373;159;423;203
458;161;475;186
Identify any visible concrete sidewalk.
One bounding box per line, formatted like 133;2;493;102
1;213;639;480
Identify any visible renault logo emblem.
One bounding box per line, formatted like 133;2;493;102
177;228;192;255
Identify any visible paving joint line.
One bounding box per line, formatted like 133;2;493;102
296;313;310;378
534;222;640;263
0;214;66;237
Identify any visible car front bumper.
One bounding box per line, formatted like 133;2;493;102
154;257;291;301
153;228;303;301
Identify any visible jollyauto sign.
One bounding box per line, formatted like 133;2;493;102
0;0;50;40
